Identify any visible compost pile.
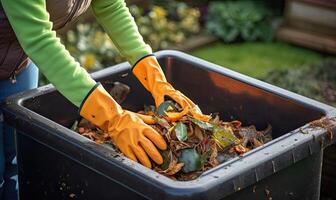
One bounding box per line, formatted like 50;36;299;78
73;100;272;181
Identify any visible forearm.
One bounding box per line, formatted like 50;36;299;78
91;0;152;65
1;0;96;107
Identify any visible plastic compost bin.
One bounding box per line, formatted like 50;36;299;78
3;50;336;200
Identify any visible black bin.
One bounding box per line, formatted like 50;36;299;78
3;50;336;200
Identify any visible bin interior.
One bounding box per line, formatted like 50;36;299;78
23;55;325;140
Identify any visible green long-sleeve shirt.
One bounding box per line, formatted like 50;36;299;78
1;0;152;107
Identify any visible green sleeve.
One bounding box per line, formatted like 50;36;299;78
91;0;152;66
1;0;96;107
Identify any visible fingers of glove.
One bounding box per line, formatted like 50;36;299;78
134;112;156;124
168;92;191;109
132;146;152;168
140;137;163;164
144;128;167;150
119;145;137;163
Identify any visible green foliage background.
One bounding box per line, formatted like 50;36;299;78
206;1;275;42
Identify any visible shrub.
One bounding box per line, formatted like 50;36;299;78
206;1;274;42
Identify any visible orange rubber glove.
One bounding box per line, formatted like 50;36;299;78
132;55;211;122
132;55;196;109
79;84;167;168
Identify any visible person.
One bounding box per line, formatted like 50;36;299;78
0;0;202;199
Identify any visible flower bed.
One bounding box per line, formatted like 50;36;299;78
61;3;201;71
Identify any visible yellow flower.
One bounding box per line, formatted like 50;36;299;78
81;53;96;71
92;31;105;49
153;6;166;18
190;9;200;18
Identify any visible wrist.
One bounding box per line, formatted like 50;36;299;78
79;83;123;131
132;55;167;92
132;54;155;70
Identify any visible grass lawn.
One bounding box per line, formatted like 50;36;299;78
191;41;324;78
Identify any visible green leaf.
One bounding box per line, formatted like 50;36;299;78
175;122;188;141
178;148;202;173
191;119;213;131
157;100;176;116
144;105;156;113
160;150;171;170
71;120;78;131
212;125;238;148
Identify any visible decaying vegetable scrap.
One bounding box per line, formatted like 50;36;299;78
73;99;272;181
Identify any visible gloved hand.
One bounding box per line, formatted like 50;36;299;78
132;55;211;122
79;84;167;168
132;55;196;109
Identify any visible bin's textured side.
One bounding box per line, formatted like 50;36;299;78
321;144;336;199
16;133;147;200
224;152;322;200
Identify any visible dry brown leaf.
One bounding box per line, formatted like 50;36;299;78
159;160;184;176
178;171;203;181
233;144;249;155
209;143;218;167
188;122;194;137
251;138;263;148
211;115;221;124
194;126;204;142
